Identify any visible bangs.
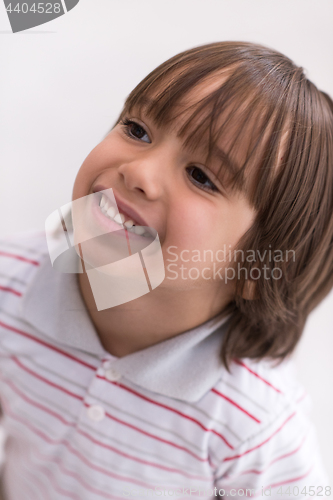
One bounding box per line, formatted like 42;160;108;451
118;43;297;205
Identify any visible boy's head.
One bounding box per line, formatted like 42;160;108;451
73;41;333;365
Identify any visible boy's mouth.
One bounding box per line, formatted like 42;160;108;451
94;190;153;239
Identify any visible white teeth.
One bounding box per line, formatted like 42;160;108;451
107;206;116;219
133;226;145;235
124;219;134;228
98;199;150;236
126;225;151;238
114;213;126;224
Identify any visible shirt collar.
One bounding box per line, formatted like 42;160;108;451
21;250;230;402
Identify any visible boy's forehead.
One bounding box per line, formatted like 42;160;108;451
139;70;232;131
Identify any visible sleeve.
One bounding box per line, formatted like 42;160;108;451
213;400;330;500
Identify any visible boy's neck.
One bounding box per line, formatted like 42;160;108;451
77;272;230;357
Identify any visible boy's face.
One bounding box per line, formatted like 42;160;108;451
73;84;256;314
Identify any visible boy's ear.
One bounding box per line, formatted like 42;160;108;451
241;279;257;300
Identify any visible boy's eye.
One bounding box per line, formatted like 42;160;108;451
121;119;151;143
186;166;219;193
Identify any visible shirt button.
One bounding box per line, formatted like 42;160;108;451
102;360;113;370
104;367;121;382
87;405;105;422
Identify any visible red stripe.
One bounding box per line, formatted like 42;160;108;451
0;285;22;297
296;391;308;404
264;466;313;491
78;427;210;481
99;376;234;449
224;411;296;462
234;359;283;394
0;250;40;266
61;437;155;489
0;319;97;370
237;435;307;476
12;356;84;401
10;358;208;464
4;378;75;426
212;388;261;423
84;402;207;463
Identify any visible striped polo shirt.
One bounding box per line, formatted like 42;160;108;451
0;231;329;500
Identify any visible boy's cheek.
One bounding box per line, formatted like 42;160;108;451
72;169;93;200
72;145;114;198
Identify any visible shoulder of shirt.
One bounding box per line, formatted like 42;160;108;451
0;230;49;309
205;355;307;445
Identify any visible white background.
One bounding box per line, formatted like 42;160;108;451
0;0;332;484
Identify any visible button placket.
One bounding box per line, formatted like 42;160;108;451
82;358;121;423
82;359;111;423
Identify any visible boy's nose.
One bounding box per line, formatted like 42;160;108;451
117;153;169;201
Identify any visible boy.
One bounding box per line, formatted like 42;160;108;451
0;41;332;498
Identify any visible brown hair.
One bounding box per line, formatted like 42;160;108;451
116;41;333;367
